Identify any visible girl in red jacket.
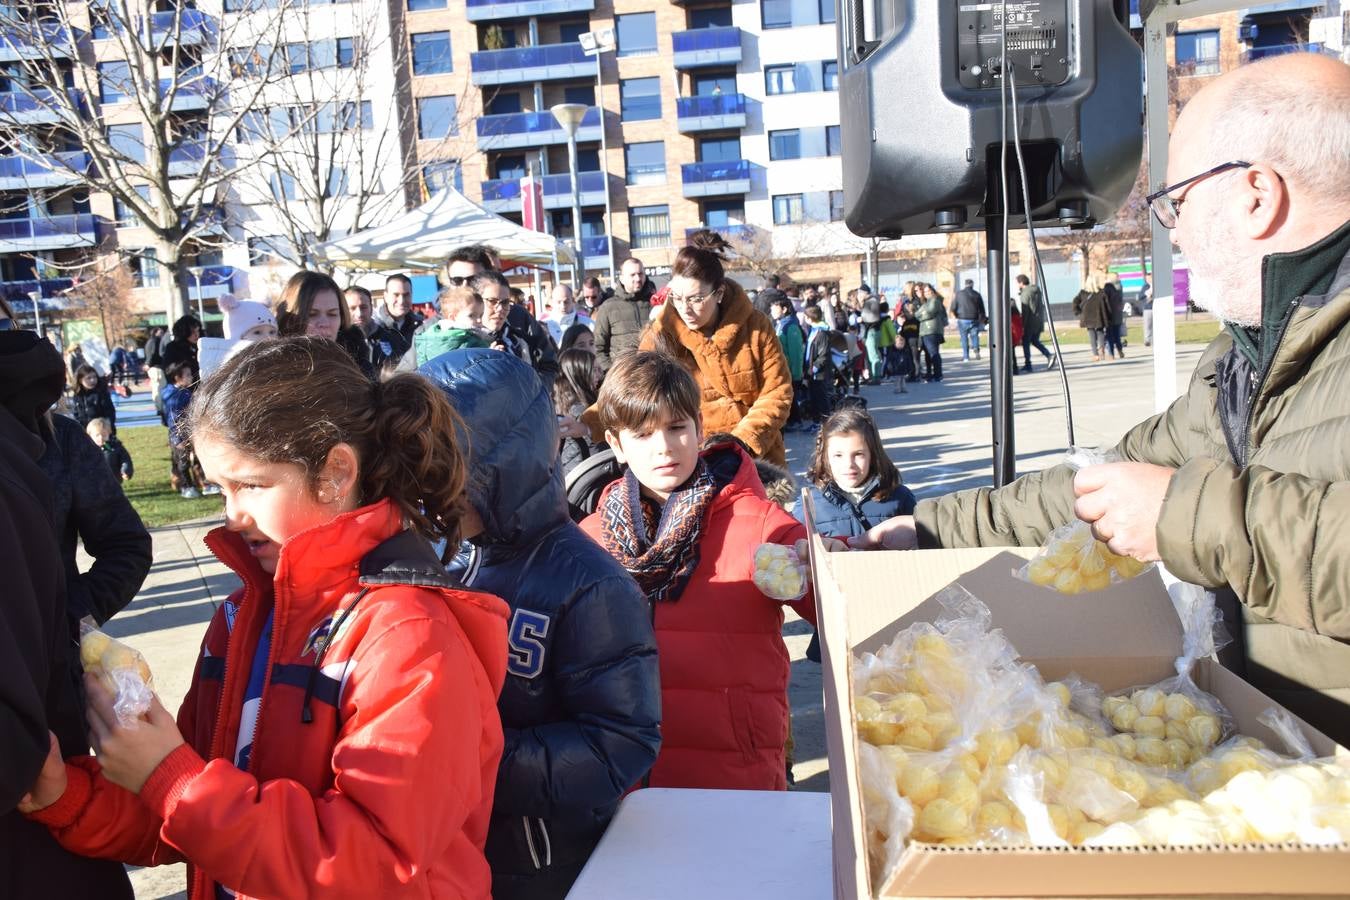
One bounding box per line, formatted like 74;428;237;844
581;351;817;791
19;337;510;900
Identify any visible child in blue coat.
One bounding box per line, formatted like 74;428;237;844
792;406;917;661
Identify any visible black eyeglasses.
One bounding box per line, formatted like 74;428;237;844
445;275;472;286
1145;160;1251;229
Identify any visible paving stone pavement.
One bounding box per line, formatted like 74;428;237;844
78;340;1201;898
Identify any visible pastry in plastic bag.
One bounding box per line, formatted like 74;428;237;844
752;542;808;601
79;617;154;726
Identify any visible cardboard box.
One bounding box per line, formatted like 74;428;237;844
806;519;1350;899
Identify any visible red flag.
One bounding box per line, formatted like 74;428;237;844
521;175;544;232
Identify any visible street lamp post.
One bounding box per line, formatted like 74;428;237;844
187;266;206;325
27;289;43;338
550;103;588;289
579;28;616;285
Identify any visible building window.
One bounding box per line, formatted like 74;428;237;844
563;84;595;105
820;0;837;25
629;204;670;248
131;249;160;288
765;65;796;95
271;171;299;202
826;125;841;157
559;22;587;44
1175;30;1220;76
762;0;792;28
698;136;740;162
337;37;356;68
407;0;444;9
248;235;290;265
343;100;374;130
829;190;845;222
625;141;666;185
418;94;458;139
113;186;152;227
690;6;734;28
703;198;742;227
620;77;661;121
823;60;839;91
773;193;803;225
107;124;145;163
423;160;462;193
693;73;736;96
769;129;801;161
616;12;658;57
284;42;310;74
98;61;131;104
494;155;527;179
488;93;523;114
325;167;349;198
412;32;453;75
577;148;601;171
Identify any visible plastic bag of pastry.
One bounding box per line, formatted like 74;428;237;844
1104;584;1232;767
858;742;914;889
79;617;154;726
1016;448;1154;593
751;541;808;601
1257;705;1316;762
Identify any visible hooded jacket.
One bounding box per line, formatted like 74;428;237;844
0;332;134;898
420;350;660;900
30;500;510;900
371;304;422;361
916;224;1350;746
641;279;794;467
580;443;816;791
593;278;655;371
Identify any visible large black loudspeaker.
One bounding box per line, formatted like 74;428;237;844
838;0;1144;237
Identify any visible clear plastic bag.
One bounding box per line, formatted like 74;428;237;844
859;742;914;888
751;542;808;601
1016;447;1154;593
1103;584;1233;768
78;617;153;727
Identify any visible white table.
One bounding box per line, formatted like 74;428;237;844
566;788;833;899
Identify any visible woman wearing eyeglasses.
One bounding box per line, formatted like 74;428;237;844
641;230;794;467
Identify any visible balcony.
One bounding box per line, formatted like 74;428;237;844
479;170;607;214
582;234;610;270
672;27;742;69
0;278;74;302
0;152;88;190
167;142;207;177
0;213;99;252
471;42;593;86
0;21;81;61
1240;41;1329;64
159;76;222;111
187;265;236;301
676;93;747;132
680;159;751;198
0;88;82;125
475;106;601;151
465;0;595;23
150;9;215;47
686;223;759;245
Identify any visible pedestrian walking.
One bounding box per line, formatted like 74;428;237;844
1015;274;1056;371
951;279;988;361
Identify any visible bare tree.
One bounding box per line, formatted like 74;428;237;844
62;257;138;350
0;1;297;322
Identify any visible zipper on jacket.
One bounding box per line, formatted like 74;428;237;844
522;816;542;870
1240;296;1302;467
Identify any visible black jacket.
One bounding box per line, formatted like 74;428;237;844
339;324;403;378
421;350;660;900
159;337;199;382
498;304;560;390
755;286;787;319
951;287;987;322
592;279;654;370
0;337;134;898
371;305;421;363
99;435;134;480
39;413;152;629
68;387;117;432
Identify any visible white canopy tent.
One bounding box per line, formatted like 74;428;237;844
311;187;576;272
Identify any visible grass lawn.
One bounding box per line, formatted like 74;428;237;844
1043;318;1222;346
120;426;224;528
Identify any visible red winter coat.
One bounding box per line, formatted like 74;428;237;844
580;445;816;791
29;500;509;900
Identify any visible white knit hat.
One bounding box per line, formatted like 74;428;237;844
219;293;276;340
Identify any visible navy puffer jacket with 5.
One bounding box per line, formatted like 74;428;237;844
420;349;660;900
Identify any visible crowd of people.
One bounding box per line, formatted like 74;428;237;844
2;50;1348;900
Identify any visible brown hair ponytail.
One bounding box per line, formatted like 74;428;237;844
187;337;469;544
673;229;731;286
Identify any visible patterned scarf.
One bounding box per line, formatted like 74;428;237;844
600;460;719;604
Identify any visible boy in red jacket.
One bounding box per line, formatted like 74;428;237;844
580;352;816;791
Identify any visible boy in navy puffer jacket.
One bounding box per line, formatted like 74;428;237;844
420;349;661;900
